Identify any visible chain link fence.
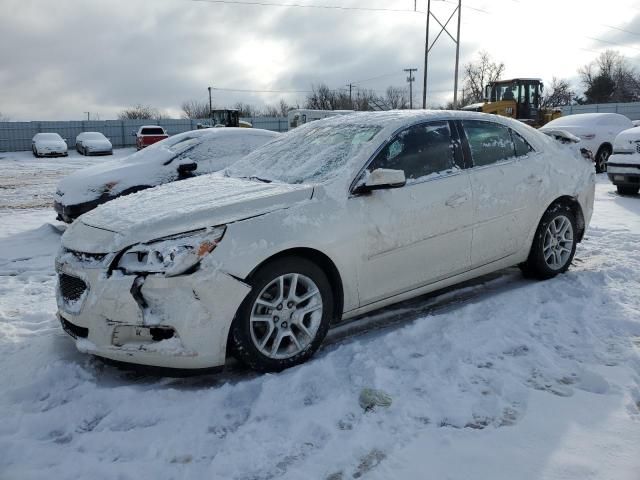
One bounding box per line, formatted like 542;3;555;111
0;117;288;152
560;102;640;120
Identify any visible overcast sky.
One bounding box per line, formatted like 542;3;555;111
1;0;639;120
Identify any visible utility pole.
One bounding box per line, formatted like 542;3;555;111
404;68;417;109
346;83;354;108
453;0;462;107
208;86;213;122
84;112;90;121
422;0;462;109
422;0;431;109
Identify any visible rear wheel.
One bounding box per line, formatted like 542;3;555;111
230;257;333;372
595;146;611;173
617;185;639;195
520;203;577;279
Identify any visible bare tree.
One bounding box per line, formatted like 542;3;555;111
181;100;211;119
262;104;280;117
463;51;505;104
279;99;292;116
540;77;575;108
305;83;385;111
233;102;258;117
579;50;640;103
0;112;9;121
384;86;409;109
118;104;164;120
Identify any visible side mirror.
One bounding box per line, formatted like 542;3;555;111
353;168;406;194
177;162;197;178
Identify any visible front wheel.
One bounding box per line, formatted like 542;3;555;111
520;204;577;280
230;257;333;372
617;185;639;195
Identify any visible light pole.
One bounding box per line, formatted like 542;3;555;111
404;68;417;109
208;86;213;122
84;112;90;121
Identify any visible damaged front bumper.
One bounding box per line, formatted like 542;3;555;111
55;249;251;369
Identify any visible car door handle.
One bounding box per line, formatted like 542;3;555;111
525;174;543;185
445;192;469;208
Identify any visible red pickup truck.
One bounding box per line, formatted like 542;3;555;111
134;126;169;150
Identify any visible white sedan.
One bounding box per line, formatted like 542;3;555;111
54;127;279;222
76;132;113;156
32;132;68;157
55;111;595;373
540;113;633;173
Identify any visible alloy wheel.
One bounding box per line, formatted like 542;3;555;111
249;273;323;360
542;215;574;270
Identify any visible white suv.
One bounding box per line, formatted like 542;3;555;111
608;126;640;195
56;111;595;373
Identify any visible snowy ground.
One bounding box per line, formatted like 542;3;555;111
0;151;639;480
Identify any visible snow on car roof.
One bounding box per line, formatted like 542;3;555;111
544;113;632;127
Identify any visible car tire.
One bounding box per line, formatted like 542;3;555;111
230;256;333;372
594;145;611;173
32;146;38;157
617;185;639;195
520;203;578;280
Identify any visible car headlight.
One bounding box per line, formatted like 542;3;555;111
116;226;226;277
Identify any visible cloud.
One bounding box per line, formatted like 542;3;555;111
1;0;637;120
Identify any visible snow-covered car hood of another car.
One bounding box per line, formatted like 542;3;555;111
84;139;112;150
61;174;314;253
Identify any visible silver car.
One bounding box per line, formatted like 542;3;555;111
55;111;595;373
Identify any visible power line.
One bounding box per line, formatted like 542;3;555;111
586;36;640;52
601;24;640;37
190;0;425;13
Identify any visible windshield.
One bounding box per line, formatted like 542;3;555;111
82;132;105;140
225;124;382;184
37;133;61;141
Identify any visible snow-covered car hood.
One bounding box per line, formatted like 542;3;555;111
37;141;67;150
55;154;176;206
62;174;314;253
613;126;640;152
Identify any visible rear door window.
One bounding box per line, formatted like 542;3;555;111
512;130;533;157
369;121;458;182
462;120;516;167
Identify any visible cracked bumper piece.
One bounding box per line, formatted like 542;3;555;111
56;261;251;369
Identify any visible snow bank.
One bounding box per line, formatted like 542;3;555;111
0;167;639;479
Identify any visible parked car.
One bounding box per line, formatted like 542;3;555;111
607;126;640;195
76;132;113;156
54;128;279;222
540;113;633;173
32;133;68;157
55;111;595;373
134;126;169;150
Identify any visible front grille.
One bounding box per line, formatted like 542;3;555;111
608;163;640;169
60;317;88;339
65;249;107;262
59;274;88;302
